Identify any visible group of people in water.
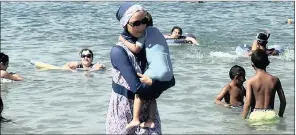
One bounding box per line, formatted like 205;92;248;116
0;2;288;134
214;49;286;120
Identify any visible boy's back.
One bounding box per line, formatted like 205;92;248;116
248;72;279;109
242;49;286;121
228;83;245;106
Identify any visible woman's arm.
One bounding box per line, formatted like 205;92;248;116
88;63;106;72
0;70;24;81
137;73;175;100
110;46;143;93
62;61;79;72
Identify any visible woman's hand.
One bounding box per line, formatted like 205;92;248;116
88;63;106;72
137;73;152;86
94;63;106;70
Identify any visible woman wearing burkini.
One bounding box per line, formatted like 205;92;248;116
117;3;174;130
106;3;175;134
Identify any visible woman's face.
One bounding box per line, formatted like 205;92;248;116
126;10;147;38
80;50;93;66
171;29;181;38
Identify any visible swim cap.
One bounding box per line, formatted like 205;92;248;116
256;32;270;41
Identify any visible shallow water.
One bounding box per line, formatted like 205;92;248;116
1;1;294;134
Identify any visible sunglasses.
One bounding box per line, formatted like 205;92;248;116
81;54;92;58
128;17;149;27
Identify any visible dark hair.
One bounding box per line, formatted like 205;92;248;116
229;65;245;80
256;32;270;48
79;49;93;58
171;26;183;35
0;52;9;64
251;49;270;69
146;12;153;26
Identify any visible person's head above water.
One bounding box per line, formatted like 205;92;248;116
256;32;270;48
0;52;9;71
116;3;148;38
79;49;94;66
229;65;246;85
170;26;183;39
251;49;270;70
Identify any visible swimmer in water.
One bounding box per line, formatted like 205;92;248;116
62;49;105;72
214;65;246;108
164;26;199;45
0;52;24;81
248;32;279;56
242;49;286;121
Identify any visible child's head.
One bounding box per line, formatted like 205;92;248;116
251;49;270;70
229;65;246;85
256;32;270;48
0;52;9;70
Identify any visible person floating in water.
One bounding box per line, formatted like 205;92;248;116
63;49;105;72
214;65;246;108
0;52;24;81
248;32;279;56
164;26;199;45
242;49;286;122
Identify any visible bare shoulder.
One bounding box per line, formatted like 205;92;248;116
247;75;256;84
224;83;231;89
0;70;9;77
270;74;279;81
271;75;281;85
222;83;231;91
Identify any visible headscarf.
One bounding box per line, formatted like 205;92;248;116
116;3;145;43
116;3;145;28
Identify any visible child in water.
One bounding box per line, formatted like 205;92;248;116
214;65;246;108
242;49;286;122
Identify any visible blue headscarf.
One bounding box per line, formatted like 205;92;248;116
116;3;145;43
116;3;145;27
